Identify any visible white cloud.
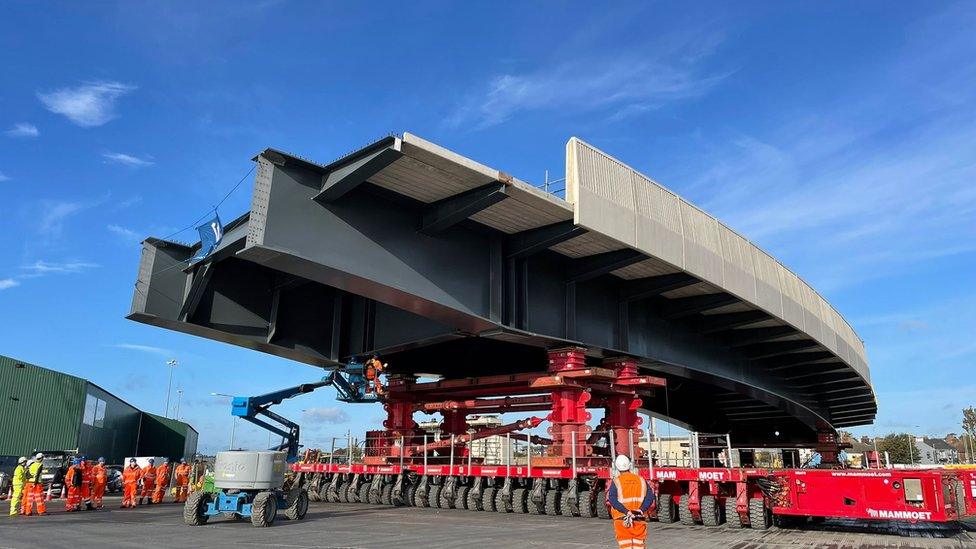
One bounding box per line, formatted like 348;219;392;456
38;81;136;127
107;224;140;240
302;407;349;423
0;279;19;290
6;123;39;138
21;260;100;276
113;343;175;356
103;152;154;167
447;33;726;129
0;171;9;182
38;200;87;236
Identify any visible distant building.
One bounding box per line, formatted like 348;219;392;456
0;354;198;464
915;437;959;465
418;415;512;464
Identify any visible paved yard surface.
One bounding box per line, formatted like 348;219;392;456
2;497;973;548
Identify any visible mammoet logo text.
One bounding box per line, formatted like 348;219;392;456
865;508;932;520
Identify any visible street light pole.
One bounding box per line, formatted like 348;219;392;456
174;388;183;420
212;392;237;450
907;433;915;467
165;359;178;417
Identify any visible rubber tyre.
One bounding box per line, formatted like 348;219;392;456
439;485;455;509
512;487;529;514
283;490;309;521
656;493;676;523
578;490;596;518
414;485;428;507
401;483;416;507
544;489;561;516
561;492;579;517
308;480;320;502
454;486;469;510
725;497;743;527
594;490;610;519
700;495;721;526
749;498;771;530
359;483;371;504
481;487;498;512
429;485;442;508
340;483;352;503
368;484;381;505
381;484;393;506
250;492;277;527
319;483;331;503
466;488;483;511
183;491;209;526
678;495;695;525
495;489;510;513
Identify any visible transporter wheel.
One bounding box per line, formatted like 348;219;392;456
725;497;743;527
482;487;498;512
439;486;455;509
429;485;442;508
414;485;428;507
467;487;483;511
678;495;695;525
544;489;561;516
403;483;417;507
283;489;309;521
494;489;510;513
594;490;610;519
700;495;721;526
381;484;393;506
308;481;321;502
512;487;529;514
341;483;353;503
578;490;596;518
250;492;277;527
748;498;771;530
561;492;579;517
183;491;210;526
318;483;331;503
656;493;676;523
454;486;470;510
358;483;371;504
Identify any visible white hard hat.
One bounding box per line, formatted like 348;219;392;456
35;452;44;460
615;455;632;472
18;456;27;464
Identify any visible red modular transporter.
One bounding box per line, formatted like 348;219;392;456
292;348;974;530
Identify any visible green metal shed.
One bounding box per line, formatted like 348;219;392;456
0;355;196;464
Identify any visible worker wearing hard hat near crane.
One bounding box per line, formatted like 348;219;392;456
365;354;386;397
607;455;654;549
8;457;27;516
22;453;47;516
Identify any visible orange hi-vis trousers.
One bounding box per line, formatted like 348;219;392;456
21;483;47;515
92;482;106;509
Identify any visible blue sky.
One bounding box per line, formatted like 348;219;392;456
1;2;974;453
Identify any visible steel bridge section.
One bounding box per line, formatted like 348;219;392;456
128;133;876;444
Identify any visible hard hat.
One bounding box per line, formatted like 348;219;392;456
98;457;105;463
129;458;137;464
148;458;155;463
163;457;169;463
180;458;186;463
72;458;80;465
18;456;27;464
35;452;44;460
615;454;632;472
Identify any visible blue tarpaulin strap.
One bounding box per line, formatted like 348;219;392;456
189;213;223;264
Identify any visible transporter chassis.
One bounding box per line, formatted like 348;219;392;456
292;348;973;529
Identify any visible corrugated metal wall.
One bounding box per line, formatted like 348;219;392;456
0;355;86;457
137;412;198;460
77;383;141;464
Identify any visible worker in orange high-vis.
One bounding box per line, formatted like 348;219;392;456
365;354;386;396
121;458;140;508
64;458;83;512
22;453;47;516
153;458;170;503
173;458;191;503
79;456;94;510
139;458;156;505
91;457;107;509
607;455;654;549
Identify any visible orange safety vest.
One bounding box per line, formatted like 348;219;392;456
155;464;170;486
123;466;141;486
93;464;107;484
609;471;649;519
65;465;81;487
141;465;156;485
174;463;191;483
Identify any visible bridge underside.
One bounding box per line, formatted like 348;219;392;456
129;134;876;447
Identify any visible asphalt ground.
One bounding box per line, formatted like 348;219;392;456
1;495;974;549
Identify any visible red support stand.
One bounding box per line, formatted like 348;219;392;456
603;357;644;458
546;348;592;458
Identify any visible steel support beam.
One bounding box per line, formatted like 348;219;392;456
618;272;698;303
720;325;798;347
742;340;821;360
567;249;645;283
662;293;739;319
697;310;771;333
760;351;836;370
178;262;213;322
507;220;587;260
313;140;402;203
420;182;508;234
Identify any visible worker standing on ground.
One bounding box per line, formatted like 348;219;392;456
173;458;191;503
139;458;156;505
121;458;140;508
365;354;386;396
22;453;47;516
8;457;26;516
80;456;93;510
607;455;654;549
91;457;107;509
153;458;170;503
64;458;83;512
